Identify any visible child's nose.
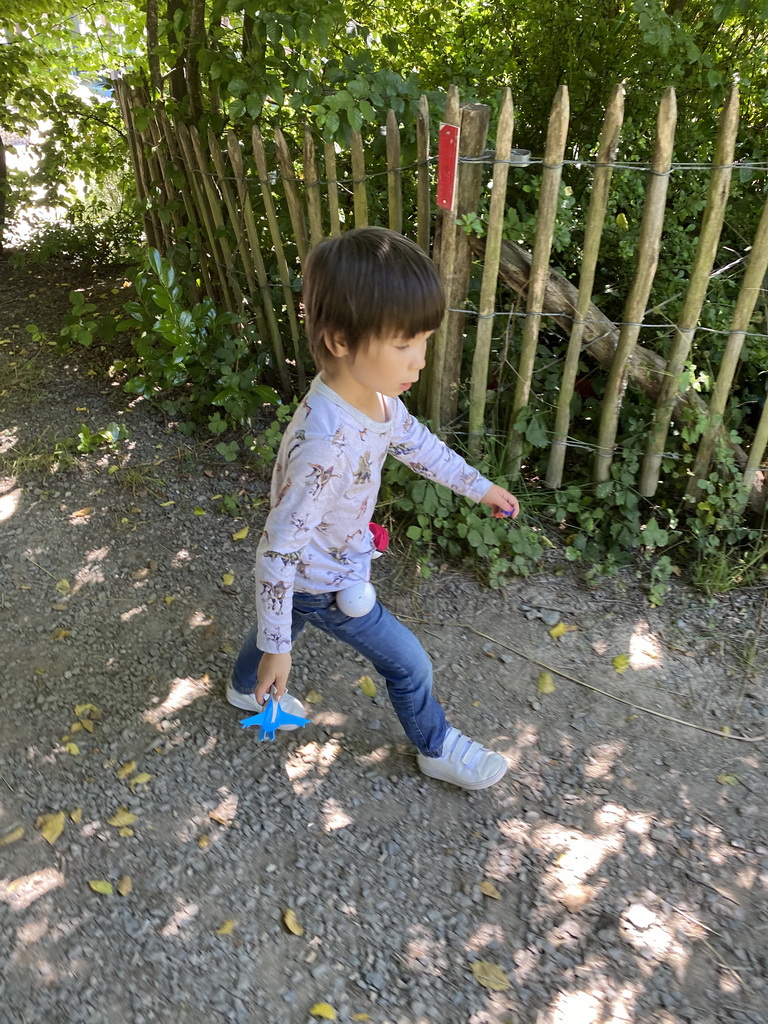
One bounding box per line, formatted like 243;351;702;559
413;343;427;369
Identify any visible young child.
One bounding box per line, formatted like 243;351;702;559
230;227;520;790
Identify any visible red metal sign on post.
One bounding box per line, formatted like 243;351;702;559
436;123;460;212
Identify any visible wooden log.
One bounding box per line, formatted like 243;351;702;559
687;193;768;500
468;88;514;458
546;83;624;489
227;132;290;393
640;86;739;496
350;130;369;227
386;109;403;234
507;84;570;475
469;234;766;513
594;87;677;483
425;85;461;425
304;127;324;250
324;141;341;237
274;128;308;264
252;125;306;389
416;94;431;256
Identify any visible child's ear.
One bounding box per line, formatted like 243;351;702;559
325;331;350;358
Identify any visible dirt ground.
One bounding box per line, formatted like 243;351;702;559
1;261;767;1024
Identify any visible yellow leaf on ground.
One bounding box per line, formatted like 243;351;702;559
283;908;304;936
51;603;68;611
116;761;137;779
64;742;80;755
309;1004;337;1021
351;1016;370;1022
357;675;377;698
193;506;206;515
536;671;556;694
716;773;739;786
612;654;630;674
305;689;323;705
107;807;137;828
118;827;135;837
159;500;174;507
70;808;83;823
80;719;95;733
74;703;101;719
117;875;132;896
70;721;83;733
231;526;249;541
51;628;70;641
164;595;175;605
470;960;511;991
71;507;93;518
0;826;25;847
221;572;235;586
36;812;66;845
216;919;236;935
198;835;209;849
88;879;114;895
549;622;577;638
55;579;71;594
128;772;152;793
480;880;501;899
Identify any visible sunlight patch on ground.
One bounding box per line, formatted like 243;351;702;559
629;620;664;669
584;741;623;780
119;604;147;622
143;675;212;725
0;486;21;522
286;740;343;796
538;822;622;912
543;982;641;1024
619;898;692;980
172;548;191;567
188;609;214;629
0;869;66;912
321;797;353;831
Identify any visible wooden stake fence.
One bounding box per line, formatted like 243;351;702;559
114;78;767;516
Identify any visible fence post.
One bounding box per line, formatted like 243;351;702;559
594;87;677;484
350;130;369;227
468;88;514;458
416;94;431;256
506;84;570;476
386;109;403;234
324;141;341;237
304;127;324;250
546;83;624;489
639;86;739;497
274;128;309;264
430;101;490;427
687;194;768;500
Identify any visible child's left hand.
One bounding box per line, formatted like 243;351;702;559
480;484;520;519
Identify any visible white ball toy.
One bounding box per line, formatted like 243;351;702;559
335;581;377;617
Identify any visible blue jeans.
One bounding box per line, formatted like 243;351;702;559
232;592;448;756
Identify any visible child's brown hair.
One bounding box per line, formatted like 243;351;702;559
303;227;444;367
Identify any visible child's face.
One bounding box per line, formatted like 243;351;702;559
331;330;432;401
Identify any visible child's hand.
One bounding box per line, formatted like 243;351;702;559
256;652;293;704
480;484;520;519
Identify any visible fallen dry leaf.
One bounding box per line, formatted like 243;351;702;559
216;919;236;936
231;525;249;541
309;1004;337;1021
612;654;630;674
74;703;101;719
470;960;511;991
71;507;93;518
283;908;304;936
70;808;83;823
88;879;114;895
305;689;323;705
36;811;66;845
117;875;133;896
118;827;135;838
51;628;70;641
55;579;71;594
116;761;137;779
128;772;152;793
716;772;739;786
221;572;235;586
64;742;80;756
0;826;25;847
549;621;578;638
536;671;555;694
480;880;501;899
107;807;138;828
357;675;377;698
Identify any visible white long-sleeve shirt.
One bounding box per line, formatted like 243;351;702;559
255;374;491;653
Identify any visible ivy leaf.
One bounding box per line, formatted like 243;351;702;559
470;960;511;991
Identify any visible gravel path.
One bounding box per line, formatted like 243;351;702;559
1;262;767;1024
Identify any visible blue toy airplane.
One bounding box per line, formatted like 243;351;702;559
240;692;310;742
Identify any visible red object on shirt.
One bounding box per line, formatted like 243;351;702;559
368;522;389;552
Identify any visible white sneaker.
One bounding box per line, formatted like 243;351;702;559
417;727;508;790
226;681;306;731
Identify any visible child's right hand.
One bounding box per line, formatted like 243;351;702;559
256;652;293;704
